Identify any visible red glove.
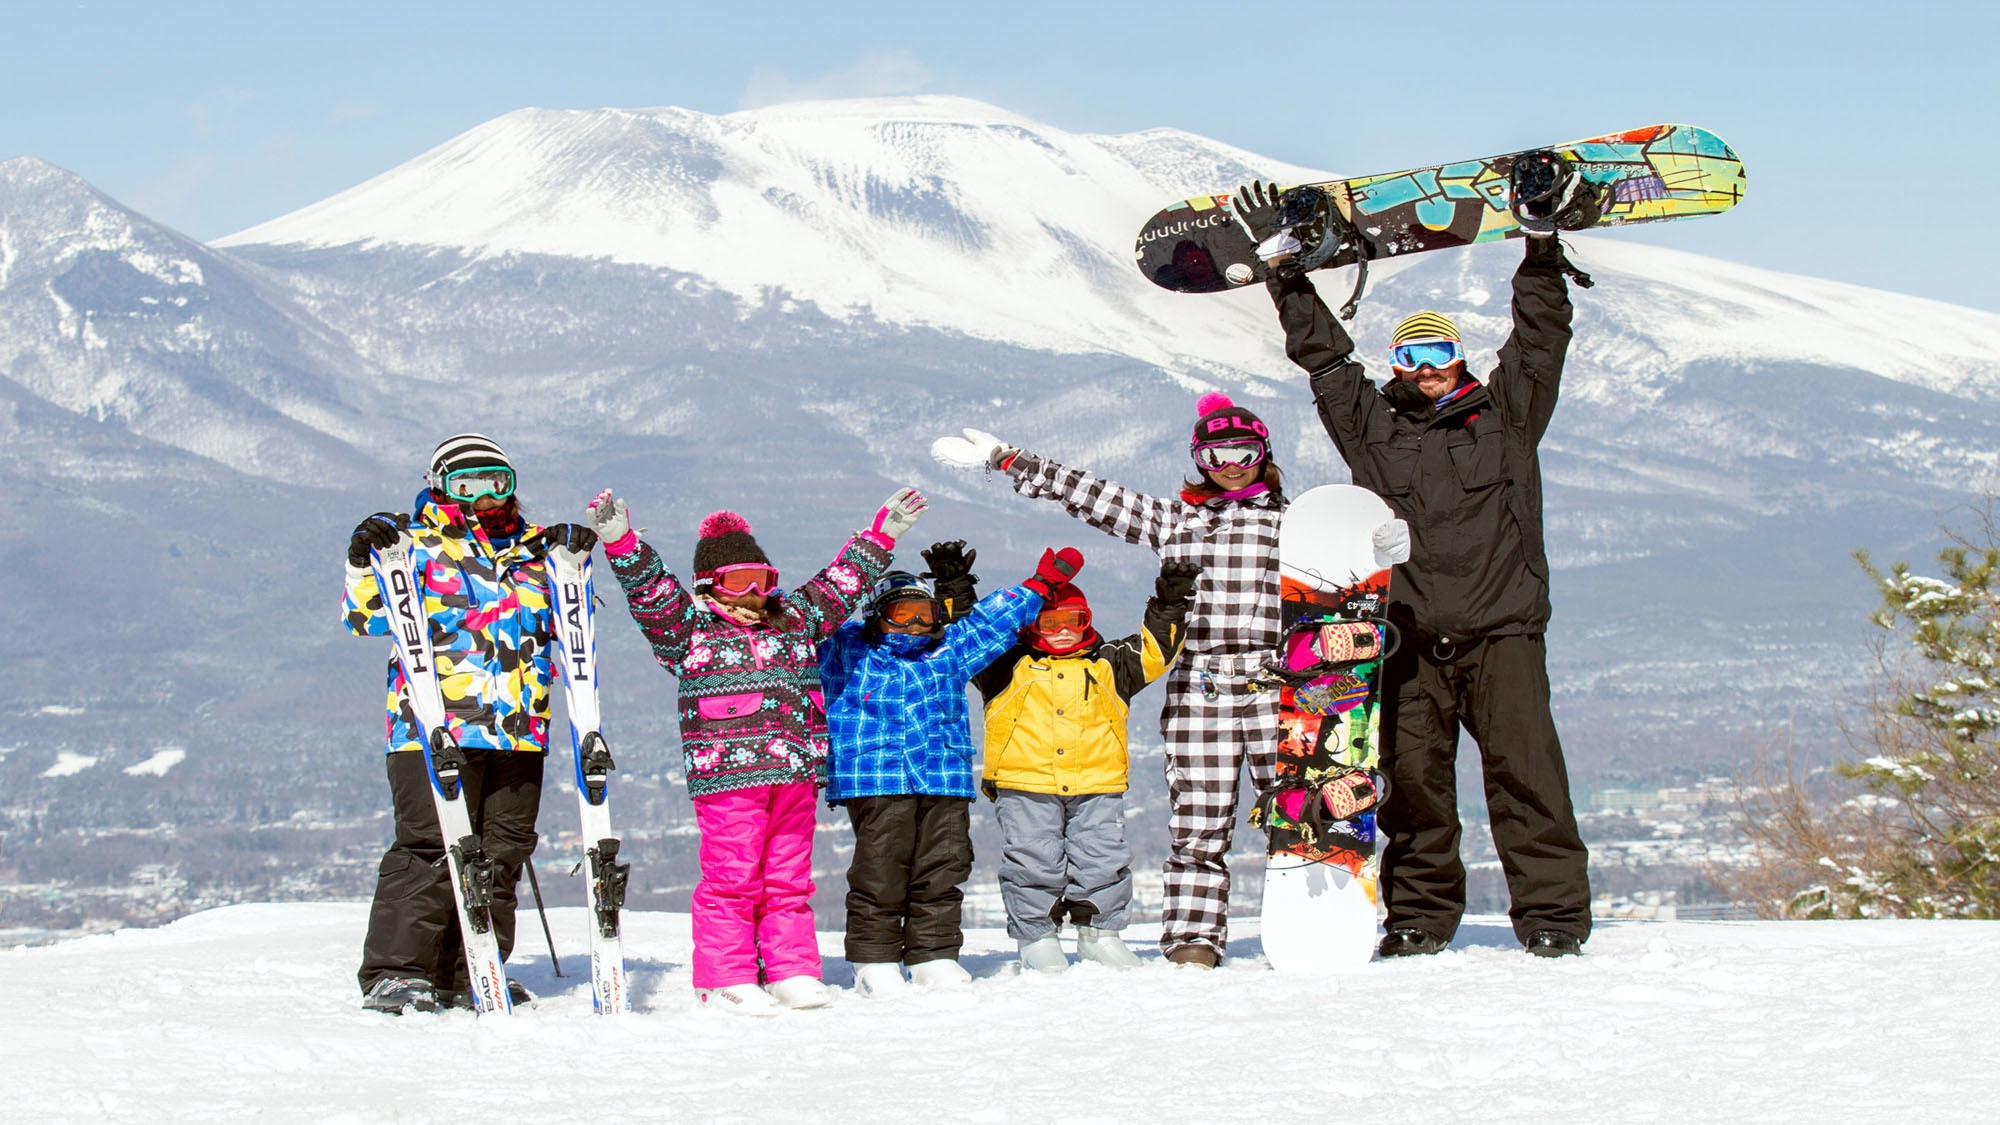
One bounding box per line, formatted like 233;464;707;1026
1023;547;1084;599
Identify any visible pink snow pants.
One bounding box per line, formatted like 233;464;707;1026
691;780;821;989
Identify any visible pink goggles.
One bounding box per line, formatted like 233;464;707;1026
708;563;780;596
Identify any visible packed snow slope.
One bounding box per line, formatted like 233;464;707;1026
7;904;1996;1124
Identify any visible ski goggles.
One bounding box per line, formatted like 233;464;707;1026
1034;606;1092;632
710;564;780;597
1390;338;1464;372
879;598;939;628
1192;442;1268;470
441;466;516;503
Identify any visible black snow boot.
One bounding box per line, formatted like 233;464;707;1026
1525;930;1583;958
439;978;535;1010
362;977;441;1015
1377;928;1448;958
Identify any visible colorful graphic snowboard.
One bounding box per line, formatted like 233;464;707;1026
1254;485;1395;973
1136;123;1744;293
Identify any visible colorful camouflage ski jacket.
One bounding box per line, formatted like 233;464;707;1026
342;490;556;755
606;533;891;798
819;585;1043;803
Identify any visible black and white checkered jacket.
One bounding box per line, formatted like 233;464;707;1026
1008;453;1285;663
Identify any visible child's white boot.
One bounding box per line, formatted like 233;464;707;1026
1076;925;1144;969
908;958;973;989
1017;933;1070;973
766;975;832;1009
852;962;908;999
698;983;782;1016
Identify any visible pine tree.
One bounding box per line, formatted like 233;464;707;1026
1748;505;2000;919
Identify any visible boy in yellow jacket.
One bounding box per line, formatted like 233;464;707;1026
965;556;1200;971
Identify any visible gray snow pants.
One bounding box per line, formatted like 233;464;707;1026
993;789;1133;940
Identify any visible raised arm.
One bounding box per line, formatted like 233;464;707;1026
589;490;700;674
1106;560;1198;700
1490;235;1576;447
1265;271;1398;468
1005;454;1184;554
791;530;897;643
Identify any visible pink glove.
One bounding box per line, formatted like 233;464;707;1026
861;487;927;548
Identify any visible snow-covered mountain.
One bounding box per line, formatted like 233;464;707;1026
7;94;2000;930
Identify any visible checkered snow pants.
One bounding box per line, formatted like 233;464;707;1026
1158;657;1280;959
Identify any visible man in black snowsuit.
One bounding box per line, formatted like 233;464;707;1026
1240;185;1592;957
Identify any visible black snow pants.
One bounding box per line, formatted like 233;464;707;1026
1378;631;1591;944
841;794;975;965
357;749;544;994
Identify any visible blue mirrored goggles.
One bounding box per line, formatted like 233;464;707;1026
442;466;516;503
1391;338;1464;372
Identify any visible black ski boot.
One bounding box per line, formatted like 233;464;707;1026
1377;928;1448;958
362;976;441;1015
1525;930;1583;958
439;978;535;1010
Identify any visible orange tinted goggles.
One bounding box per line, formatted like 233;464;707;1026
880;599;939;627
712;565;779;596
1035;607;1091;631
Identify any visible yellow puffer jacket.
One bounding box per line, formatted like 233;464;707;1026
973;596;1187;796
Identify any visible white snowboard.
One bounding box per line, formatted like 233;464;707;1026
1261;484;1395;974
1261;856;1379;974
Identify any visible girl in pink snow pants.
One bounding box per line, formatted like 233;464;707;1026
588;486;927;1013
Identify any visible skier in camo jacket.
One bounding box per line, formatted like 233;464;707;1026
933;398;1400;966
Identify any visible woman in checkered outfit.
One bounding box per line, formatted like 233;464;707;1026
932;393;1285;967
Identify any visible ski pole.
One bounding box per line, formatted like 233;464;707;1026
524;858;563;978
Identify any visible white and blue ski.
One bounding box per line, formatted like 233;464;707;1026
546;544;631;1014
368;534;514;1015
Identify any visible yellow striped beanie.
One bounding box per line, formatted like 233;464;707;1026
1391;311;1462;344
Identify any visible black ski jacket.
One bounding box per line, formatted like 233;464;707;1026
1269;236;1574;640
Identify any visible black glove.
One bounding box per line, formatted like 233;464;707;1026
1154;560;1202;604
922;540;979;623
921;540;977;583
980;778;999;802
1232;180;1284;243
1382;379;1432;416
545;522;600;554
347;513;405;567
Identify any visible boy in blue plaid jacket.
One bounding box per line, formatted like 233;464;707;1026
820;546;1084;996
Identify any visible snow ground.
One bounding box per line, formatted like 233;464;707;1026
6;904;1997;1123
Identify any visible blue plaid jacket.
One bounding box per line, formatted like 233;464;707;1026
821;585;1042;802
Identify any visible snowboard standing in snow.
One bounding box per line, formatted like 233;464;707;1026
368;533;514;1015
1135;123;1744;307
1251;485;1398;972
545;542;631;1014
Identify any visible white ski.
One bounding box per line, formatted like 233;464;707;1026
369;535;513;1014
546;544;631;1014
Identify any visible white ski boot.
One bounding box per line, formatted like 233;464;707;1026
908;958;973;989
697;983;781;1017
766;975;832;1009
1017;933;1070;973
1076;926;1143;969
852;962;909;999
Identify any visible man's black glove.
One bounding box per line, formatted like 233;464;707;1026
347;513;405;567
923;539;979;623
1232;180;1285;244
1155;560;1202;604
545;522;600;554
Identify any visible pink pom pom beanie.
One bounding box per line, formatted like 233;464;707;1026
1190;391;1270;451
691;510;772;581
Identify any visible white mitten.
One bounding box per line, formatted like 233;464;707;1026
1372;518;1411;567
930;428;1016;472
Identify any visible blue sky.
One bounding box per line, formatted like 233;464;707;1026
4;0;1994;309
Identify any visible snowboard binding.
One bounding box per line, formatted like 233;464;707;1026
1268;185;1375;320
1251;766;1384;852
1508;150;1604;235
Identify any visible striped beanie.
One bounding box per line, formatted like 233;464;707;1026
1391;311;1462;344
428;432;511;491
